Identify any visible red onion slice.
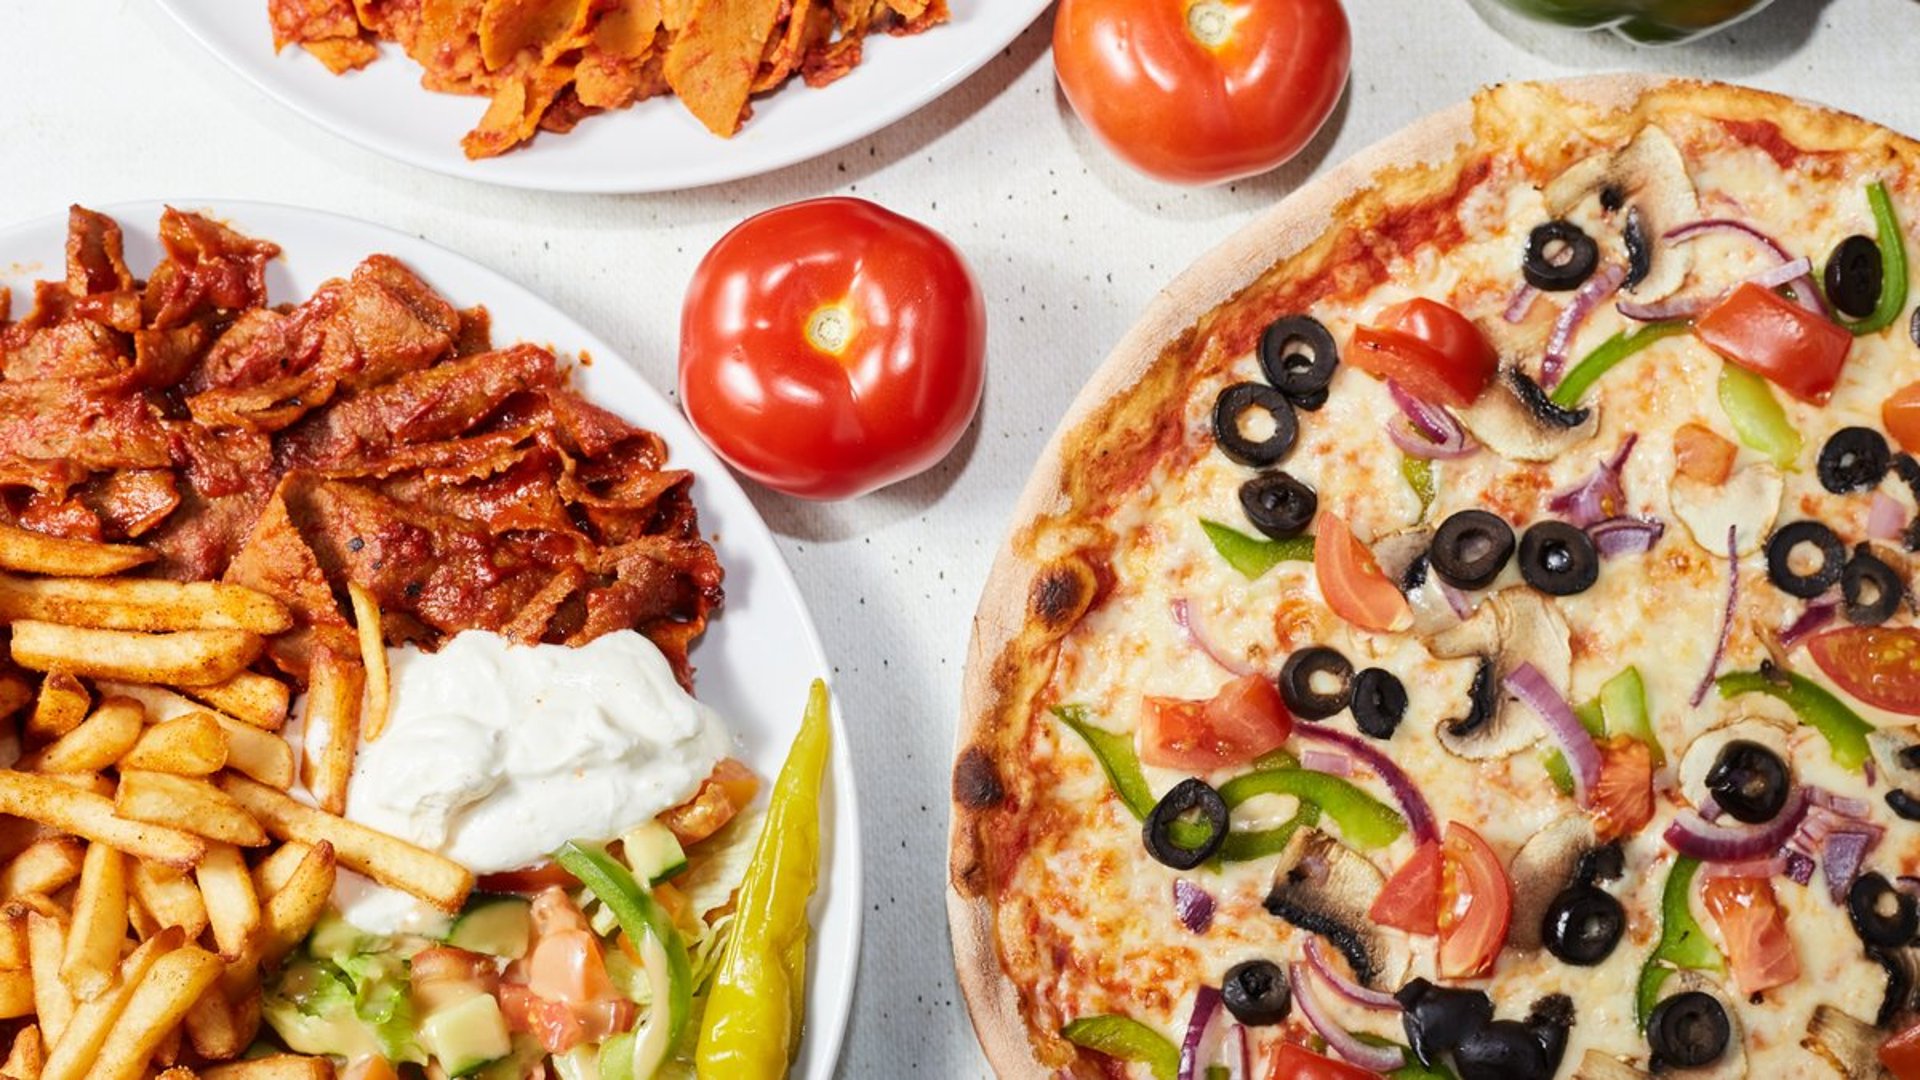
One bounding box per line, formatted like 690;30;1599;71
1387;383;1477;460
1543;264;1626;388
1701;854;1788;880
1506;661;1602;806
1824;830;1879;903
1291;724;1437;845
1666;218;1791;258
1172;598;1258;678
1388;416;1477;460
1505;283;1541;323
1811;787;1873;819
1665;787;1810;861
1549;435;1637;528
1588;517;1666;558
1290;963;1407;1073
1870;492;1907;541
1301;750;1355;777
1177;985;1223;1080
1304;936;1400;1011
1437;578;1474;619
1174;879;1216;935
1617;293;1715;322
1784;849;1817;885
1689;525;1740;707
1779;601;1838;650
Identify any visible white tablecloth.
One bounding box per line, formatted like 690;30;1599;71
5;1;1919;1074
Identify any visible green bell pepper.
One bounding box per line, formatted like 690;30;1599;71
1550;321;1691;408
1061;1015;1179;1080
1055;705;1159;821
1717;669;1875;771
1486;0;1775;44
694;679;831;1079
553;842;693;1080
1634;856;1723;1028
1837;181;1911;337
1200;519;1314;580
1400;456;1436;522
1217;768;1406;850
1545;666;1658;795
1717;364;1801;468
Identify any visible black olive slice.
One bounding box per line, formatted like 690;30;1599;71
1455;1020;1554;1080
1525;994;1575;1075
1518;520;1599;596
1508;369;1592;429
1239;472;1317;541
1350;668;1407;740
1446;657;1499;739
1599;185;1626;214
1142;779;1228;871
1279;646;1353;722
1844;544;1904;626
1827;234;1885;320
1623;208;1652;292
1430;509;1516;590
1890;790;1920;822
1819;426;1892;494
1849;872;1918;949
1705;740;1791;824
1766;520;1846;599
1646;991;1731;1070
1396;978;1494;1068
1259;315;1339;410
1522;222;1599;292
1212;383;1298;467
1912;306;1920;350
1220;960;1291;1026
1541;884;1625;966
1575;843;1625;885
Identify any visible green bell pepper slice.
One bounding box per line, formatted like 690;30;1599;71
1061;1015;1178;1080
553;842;693;1079
1485;0;1775;44
1634;856;1723;1028
1200;519;1314;580
1217;768;1406;850
1838;181;1910;336
1400;456;1436;522
1717;669;1874;771
1599;666;1661;765
693;679;831;1079
1551;320;1691;408
1055;705;1158;820
1717;364;1801;468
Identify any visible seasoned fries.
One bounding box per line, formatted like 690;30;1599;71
121;713;228;776
86;945;223;1080
301;647;360;816
59;843;126;1000
0;838;85;899
202;1056;334;1080
346;583;388;743
0;523;152;578
128;862;209;941
114;772;267;848
183;672;289;731
9;623;262;687
193;845;260;962
42;930;180;1080
96;683;293;788
0;773;204;870
23;907;72;1046
4;1023;45;1078
30;698;144;774
24;673;88;743
0;575;291;635
258;841;334;970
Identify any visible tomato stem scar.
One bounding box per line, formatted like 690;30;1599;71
1186;0;1231;48
806;305;854;355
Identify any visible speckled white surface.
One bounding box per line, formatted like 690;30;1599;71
5;1;1920;1074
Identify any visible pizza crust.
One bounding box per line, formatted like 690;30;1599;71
947;74;1912;1077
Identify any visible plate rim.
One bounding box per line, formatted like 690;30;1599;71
150;0;1053;194
0;196;864;1077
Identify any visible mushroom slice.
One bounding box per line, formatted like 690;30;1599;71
1803;1004;1886;1080
1378;530;1471;639
1676;716;1796;812
1658;971;1749;1080
1574;1050;1650;1080
1456;369;1599;463
1434;590;1573;760
1264;828;1407;988
1506;815;1600;951
1543;126;1701;302
1670;464;1784;559
1869;726;1920;785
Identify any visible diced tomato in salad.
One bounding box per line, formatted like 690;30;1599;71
661;757;759;845
1701;875;1800;995
1693;282;1852;403
1138;674;1292;771
498;888;638;1054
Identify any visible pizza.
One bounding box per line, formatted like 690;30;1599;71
949;76;1920;1079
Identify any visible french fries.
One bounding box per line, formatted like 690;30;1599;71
219;774;473;911
0;523;152;578
248;841;312;899
96;684;293;789
258;841;333;970
128;861;209;941
22;906;72;1047
24;673;88;743
58;843;126;1000
10;623;262;688
183;984;252;1061
0;838;85;899
3;1023;44;1079
347;583;390;742
0;575;291;635
0;669;32;722
29;698;144;775
114;772;266;848
121;713;227;776
0;968;32;1018
193;845;260;963
86;945;223;1080
201;1056;335;1080
0;772;204;870
184;671;290;731
302;648;361;816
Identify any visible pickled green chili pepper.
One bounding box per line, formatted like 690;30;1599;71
695;679;831;1079
1485;0;1775;44
1717;364;1801;468
1635;856;1723;1029
1717;669;1874;771
1550;321;1690;408
1838;181;1910;337
553;842;692;1079
1400;456;1436;521
1061;1015;1178;1080
1200;519;1314;580
1217;768;1406;850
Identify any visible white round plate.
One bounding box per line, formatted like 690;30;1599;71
0;200;861;1078
152;1;1050;193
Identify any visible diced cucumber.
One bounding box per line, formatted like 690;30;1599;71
418;993;512;1077
307;911;371;960
472;1034;549;1080
623;822;688;885
447;895;532;959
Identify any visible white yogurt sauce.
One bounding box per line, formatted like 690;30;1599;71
325;629;730;932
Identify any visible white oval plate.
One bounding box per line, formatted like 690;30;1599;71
0;200;861;1078
153;1;1050;193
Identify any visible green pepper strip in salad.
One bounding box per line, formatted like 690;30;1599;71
1838;181;1910;336
1400;456;1436;522
1717;669;1874;771
1635;856;1724;1028
693;678;832;1079
1061;1015;1179;1080
1717;364;1801;469
1550;320;1691;408
1200;519;1314;580
553;842;693;1079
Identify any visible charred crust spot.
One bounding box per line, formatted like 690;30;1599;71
953;746;1004;810
1030;562;1090;630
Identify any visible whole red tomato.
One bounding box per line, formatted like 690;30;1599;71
1053;0;1351;185
679;198;986;500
